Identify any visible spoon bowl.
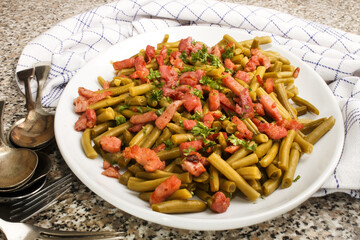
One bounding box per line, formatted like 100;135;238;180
0;151;52;193
0;101;39;189
10;65;55;150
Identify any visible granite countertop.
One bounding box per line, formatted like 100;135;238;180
0;0;359;239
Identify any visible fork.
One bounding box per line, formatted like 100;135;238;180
7;173;74;222
0;218;124;240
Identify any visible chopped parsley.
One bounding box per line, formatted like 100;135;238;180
117;104;129;112
190;88;203;99
115;116;126;125
155;107;166;116
152;80;165;88
147;69;161;80
293;175;301;182
181;66;196;72
190;45;208;64
199;76;223;90
221;44;235;60
208;54;222;68
189;111;203;121
179;50;189;64
228;134;257;151
183;146;196;156
163;139;174;150
191;122;214;139
149;89;163;102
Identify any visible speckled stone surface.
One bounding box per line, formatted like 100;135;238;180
0;0;359;239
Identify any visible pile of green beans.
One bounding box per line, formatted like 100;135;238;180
78;34;336;214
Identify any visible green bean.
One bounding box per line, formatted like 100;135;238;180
129;83;155;97
207;153;260;201
274;83;297;120
125;96;147;106
163;158;182;172
236;166;262;180
250;37;260;49
226;143;255;165
141;127;162;149
129;124;154;147
171;133;195;145
96;107;116;123
262;177;281;196
90;121;116;138
127;176;169;192
118;170;133;185
81;129;97;159
231;153;259;169
88;93;129;110
117;155;131;168
274;77;295;85
139;188;193;202
193;171;209;183
298;117;326;135
259;141;280;168
128;163;145;174
122;129;133;146
281;142;301;188
292;95;319;115
294;132;313;154
96;82;134;96
266;163;282;180
135;170;192;184
253;134;269;143
278;129;296;171
167;123;186;134
93;121;132;146
255;139;273;158
155;127;172;145
219;178;236;193
295;106;308;116
305;116;336;145
152;200;207;213
156;147;181;161
209;165;220;192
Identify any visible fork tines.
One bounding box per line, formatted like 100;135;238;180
10;173;73;222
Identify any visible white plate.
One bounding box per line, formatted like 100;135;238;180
55;26;344;231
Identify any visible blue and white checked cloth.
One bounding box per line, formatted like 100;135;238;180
16;0;360;198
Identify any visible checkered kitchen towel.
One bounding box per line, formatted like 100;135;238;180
16;0;360;198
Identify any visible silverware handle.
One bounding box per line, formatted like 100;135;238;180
0;101;10;148
34;64;51;109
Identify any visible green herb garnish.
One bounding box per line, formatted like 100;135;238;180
149;89;163;102
293;175;301;182
190;111;203;121
199;76;223;90
190;88;203;99
228;134;257;151
115;116;126;125
191;122;214;139
183;146;196;156
117;104;129;112
147;69;161;80
221;45;235;60
163;139;174;150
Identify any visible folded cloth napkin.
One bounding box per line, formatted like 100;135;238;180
16;0;360;198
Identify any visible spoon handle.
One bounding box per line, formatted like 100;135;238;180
34;63;51;109
16;68;36;111
0;101;10;149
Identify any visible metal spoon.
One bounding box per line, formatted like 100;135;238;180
0;152;52;193
9;64;55;150
0;101;38;189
